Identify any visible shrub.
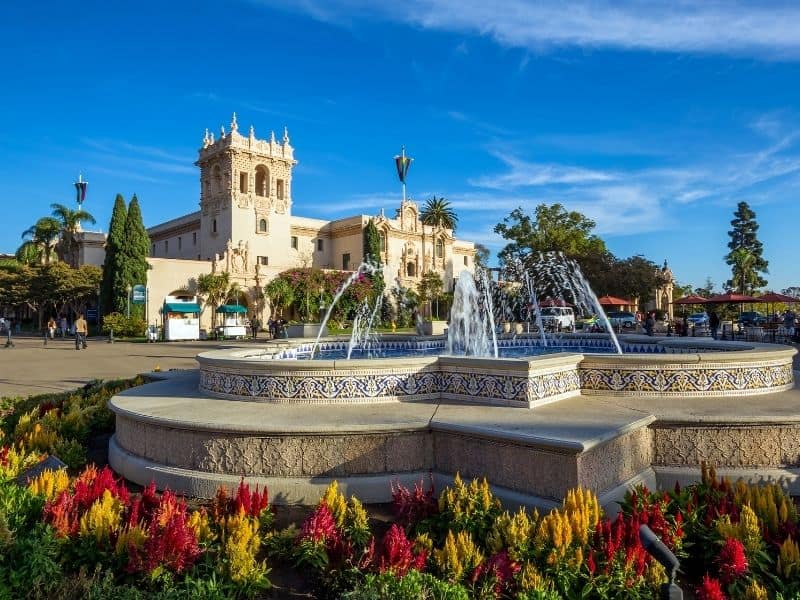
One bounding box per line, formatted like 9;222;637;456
101;312;146;337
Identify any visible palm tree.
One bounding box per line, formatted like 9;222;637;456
18;217;61;265
420;196;458;230
420;196;458;272
51;203;96;267
729;247;757;294
265;277;295;319
197;272;230;329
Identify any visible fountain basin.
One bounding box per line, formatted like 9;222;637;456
198;337;794;405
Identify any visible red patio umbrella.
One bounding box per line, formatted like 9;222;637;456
673;294;709;305
539;298;573;307
705;292;758;303
597;295;633;306
756;292;800;304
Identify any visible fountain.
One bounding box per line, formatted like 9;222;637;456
108;254;797;510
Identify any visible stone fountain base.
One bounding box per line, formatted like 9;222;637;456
109;360;800;509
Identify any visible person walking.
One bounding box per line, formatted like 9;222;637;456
74;313;88;350
644;312;655;337
709;310;720;340
59;316;68;338
47;317;56;339
251;317;260;340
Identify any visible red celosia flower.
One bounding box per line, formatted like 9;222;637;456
391;475;438;527
299;501;340;547
126;491;201;574
471;550;520;596
695;574;727;600
73;465;129;511
44;490;79;538
377;524;420;577
0;446;9;467
716;537;748;584
234;479;269;518
587;551;596;576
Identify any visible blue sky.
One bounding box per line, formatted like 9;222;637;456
2;1;799;290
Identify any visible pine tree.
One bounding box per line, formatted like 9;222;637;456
362;218;384;296
724;201;768;293
100;194;127;315
120;195;151;319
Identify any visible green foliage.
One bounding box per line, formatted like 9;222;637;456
271;268;374;325
119;196;151;320
725;201;768;293
101;194;128;316
264;277;295;319
363;218;385;297
344;571;470;600
18;216;62;265
473;244;490;271
197;272;231;328
101;312;147;337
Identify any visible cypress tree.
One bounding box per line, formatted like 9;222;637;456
362;218;385;296
724;201;768;292
120;195;151;319
100;194;127;315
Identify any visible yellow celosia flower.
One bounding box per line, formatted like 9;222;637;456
188;508;216;544
742;579;768;600
221;512;269;584
0;444;41;479
739;505;762;555
778;537;800;580
487;507;535;560
733;480;797;536
321;480;347;529
433;530;483;582
645;560;667;587
79;490;124;543
22;423;59;453
438;473;500;525
115;524;148;555
27;468;70;501
414;532;433;554
517;562;552;592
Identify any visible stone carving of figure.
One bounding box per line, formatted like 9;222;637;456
212;253;219;272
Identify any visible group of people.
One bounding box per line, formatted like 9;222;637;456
45;315;89;349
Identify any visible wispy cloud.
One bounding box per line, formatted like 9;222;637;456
469;149;615;189
268;0;800;59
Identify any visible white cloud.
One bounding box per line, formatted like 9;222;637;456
469;150;615;189
269;0;800;59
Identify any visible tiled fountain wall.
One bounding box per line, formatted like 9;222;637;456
198;342;795;406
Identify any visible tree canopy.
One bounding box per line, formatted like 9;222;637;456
362;218;385;297
51;202;96;267
724;201;768;293
119;195;151;319
100;194;127;315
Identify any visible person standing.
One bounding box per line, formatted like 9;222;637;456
47;317;56;339
784;310;796;338
251;317;260;340
74;313;88;350
709;310;720;340
59;316;68;338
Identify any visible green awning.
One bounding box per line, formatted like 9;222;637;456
216;304;247;314
164;303;201;313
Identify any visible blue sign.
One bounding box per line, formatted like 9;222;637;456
132;284;147;304
86;309;98;318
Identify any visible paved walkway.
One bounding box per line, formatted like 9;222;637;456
0;335;231;398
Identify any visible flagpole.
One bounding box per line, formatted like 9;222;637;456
401;146;407;203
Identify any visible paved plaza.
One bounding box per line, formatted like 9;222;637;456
0;335;268;398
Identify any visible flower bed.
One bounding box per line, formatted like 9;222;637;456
2;381;800;598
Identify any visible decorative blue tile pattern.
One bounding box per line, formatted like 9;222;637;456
580;362;793;396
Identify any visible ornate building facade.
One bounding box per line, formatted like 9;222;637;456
139;114;475;330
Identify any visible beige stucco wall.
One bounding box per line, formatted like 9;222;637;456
146;258;213;330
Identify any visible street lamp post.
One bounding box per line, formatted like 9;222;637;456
126;284;132;318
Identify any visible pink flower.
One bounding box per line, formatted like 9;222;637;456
299;501;340;547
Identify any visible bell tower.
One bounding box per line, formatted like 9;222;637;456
196;113;297;262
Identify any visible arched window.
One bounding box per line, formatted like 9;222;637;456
406;262;416;277
255;165;269;197
258;218;268;233
435;239;444;259
379;232;386;252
